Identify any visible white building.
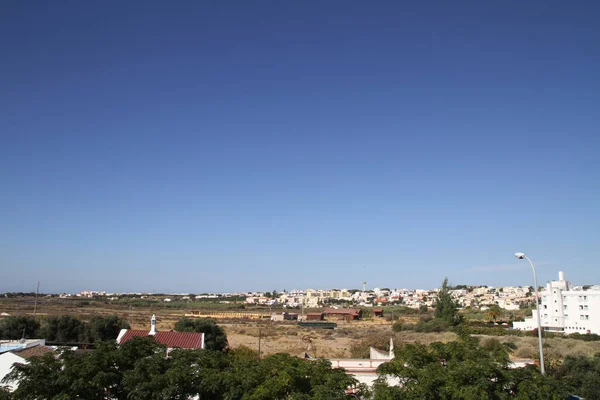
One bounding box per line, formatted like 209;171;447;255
0;352;27;392
513;271;600;335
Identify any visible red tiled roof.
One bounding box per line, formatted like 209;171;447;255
305;312;324;316
324;308;361;315
118;330;204;349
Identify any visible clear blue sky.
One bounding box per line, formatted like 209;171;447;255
1;1;598;294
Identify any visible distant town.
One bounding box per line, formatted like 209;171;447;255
49;273;595;311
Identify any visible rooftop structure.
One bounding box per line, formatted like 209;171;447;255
116;314;205;349
0;339;46;355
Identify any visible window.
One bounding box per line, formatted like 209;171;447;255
584;305;589;310
580;315;585;320
579;305;584;310
564;305;568;310
565;314;569;318
585;315;590;320
584;296;588;301
544;305;548;309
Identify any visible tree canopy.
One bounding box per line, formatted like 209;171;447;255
2;337;366;400
0;314;130;344
548;353;600;400
0;316;40;340
374;334;570;399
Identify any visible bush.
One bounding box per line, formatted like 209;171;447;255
568;333;600;342
392;321;403;332
455;325;524;337
393;320;416;332
481;337;507;353
514;343;537;359
414;319;450;333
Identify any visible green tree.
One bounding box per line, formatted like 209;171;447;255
549;353;600;399
3;352;67;399
174;318;228;351
4;336;166;400
229;353;366;400
41;315;86;343
86;315;130;342
3;336;366;400
374;335;570;399
0;316;40;339
433;277;462;326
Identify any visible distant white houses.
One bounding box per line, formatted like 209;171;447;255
513;271;600;335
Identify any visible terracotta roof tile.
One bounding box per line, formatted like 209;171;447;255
118;330;204;349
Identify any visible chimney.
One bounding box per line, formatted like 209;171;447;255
149;314;157;335
558;271;565;281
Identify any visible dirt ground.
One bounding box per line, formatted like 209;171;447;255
222;322;458;358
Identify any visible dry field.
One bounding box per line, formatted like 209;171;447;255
223;322;457;358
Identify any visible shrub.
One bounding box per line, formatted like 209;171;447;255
514;343;537;359
569;333;600;342
392;321;403;332
414;319;450;333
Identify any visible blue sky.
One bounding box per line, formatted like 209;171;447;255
1;1;598;293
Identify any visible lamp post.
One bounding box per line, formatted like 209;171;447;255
515;252;545;375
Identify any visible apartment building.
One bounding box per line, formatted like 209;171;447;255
513;271;600;335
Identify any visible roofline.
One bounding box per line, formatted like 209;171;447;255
116;329;128;344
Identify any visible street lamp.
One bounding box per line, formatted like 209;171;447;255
515;252;545;375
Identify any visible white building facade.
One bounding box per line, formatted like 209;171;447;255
513;271;600;335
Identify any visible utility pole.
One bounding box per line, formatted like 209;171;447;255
33;281;40;316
